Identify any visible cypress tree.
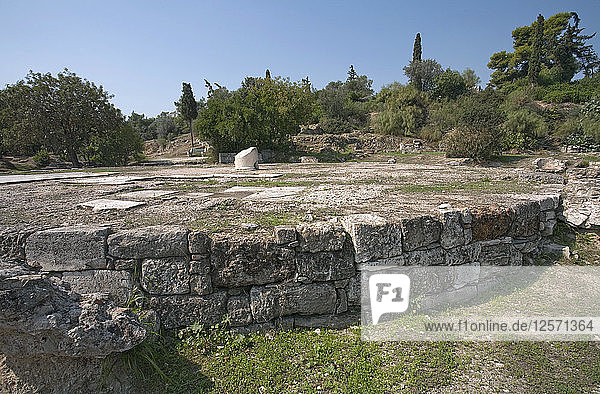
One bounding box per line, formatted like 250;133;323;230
413;33;422;62
265;69;271;79
528;14;544;85
175;82;198;148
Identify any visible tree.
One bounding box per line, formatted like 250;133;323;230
413;33;422;62
265;69;271;79
0;69;124;166
175;82;198;148
403;59;443;92
372;83;429;136
488;12;598;87
528;14;545;85
433;69;467;100
461;68;481;90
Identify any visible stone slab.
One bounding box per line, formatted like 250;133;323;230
62;176;151;185
108;226;189;259
222;186;266;194
244;187;306;200
61;270;132;306
77;199;146;211
0;172;114;185
119;190;177;199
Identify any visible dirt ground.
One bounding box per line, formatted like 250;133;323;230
0;151;574;235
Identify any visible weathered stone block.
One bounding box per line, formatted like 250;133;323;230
347;272;362;306
445;246;475;266
274;225;297;244
401;216;442;251
296;222;346;253
190;258;211;275
541;219;557;237
539;194;560;211
149;292;227;329
508;201;540;238
25;225;108;271
108;226;188;259
211;237;295;287
440;211;465;249
141;257;190;295
471;206;515;241
250;283;337;322
404;247;445;266
188;231;211;255
513;234;542;254
294;313;359;329
341;214;402;262
62;270;132;306
336;288;348;314
296;246;355;281
227;295;253;326
474;239;522;266
190;274;212;295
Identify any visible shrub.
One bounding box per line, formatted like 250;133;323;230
319;117;354;134
443;127;502;160
83;125;143;166
372;84;428;136
503;110;548;150
420;101;458;142
33;149;51;167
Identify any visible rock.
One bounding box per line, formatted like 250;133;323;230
250;283;337;322
188;231;211;255
438;203;452;210
294;313;359;329
542;243;571;259
404;246;445;266
518;172;565;184
141;257;190;295
211;237;295;287
0;274;145;358
190;274;212;295
341;214;402;262
149;292;227;329
190;258;211;275
296;247;355;281
0;225;39;264
77;199;146;211
108;226;189;259
234;147;259;170
347;272;362;306
336;288;348;314
533;157;566;173
25;225;109;271
296;222;346;253
440;211;465;249
227;296;253;326
218;152;236;164
471;206;515;241
61;270;132;306
474;238;522;266
401;216;442;251
387;158;396;164
507;201;540;238
274;225;297;244
300;156;319;163
241;222;259;231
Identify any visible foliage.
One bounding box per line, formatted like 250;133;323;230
0;69;134;166
32;149;51;167
175;82;198;147
433;69;467;100
503;110;548;150
488;12;598;88
372;83;428;136
413;33;422;62
82;124;144;166
317;66;373;133
420;101;458;142
403;59;443;92
537;75;600;103
443;126;502;160
196;75;318;152
461;68;481;91
528;14;545;85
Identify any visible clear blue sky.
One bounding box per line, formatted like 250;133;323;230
1;0;598;117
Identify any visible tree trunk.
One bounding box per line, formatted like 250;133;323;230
68;147;81;168
189;120;195;148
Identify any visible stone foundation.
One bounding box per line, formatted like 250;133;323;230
1;194;562;332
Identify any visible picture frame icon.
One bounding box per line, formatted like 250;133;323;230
369;273;411;325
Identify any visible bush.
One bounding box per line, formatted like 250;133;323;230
83;125;143;166
443;127;502;160
503;110;548;150
420;101;458;142
32;149;51;167
372;84;428;136
319;117;354;134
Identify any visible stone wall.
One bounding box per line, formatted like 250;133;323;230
12;194;561;332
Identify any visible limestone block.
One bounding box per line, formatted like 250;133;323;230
401;216;442;251
250;283;337;322
404;246;445;266
294;313;359;329
508;201;540;238
188;231;211;255
296;247;355;281
336;288;348;314
25;225;108;271
474;239;522;266
190;258;211;275
227;295;253;326
539;194;560;211
274;225;297;244
541;219;557;237
141;257;190;295
296;222;346;253
211;237;295;287
533;157;566;173
341;214;402;263
190;274;212;295
61;270;132;306
440;211;465;249
108;226;188;259
234;147;259;170
347;272;362;306
149;292;227;329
